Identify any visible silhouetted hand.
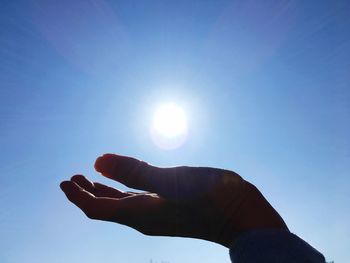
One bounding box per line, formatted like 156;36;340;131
60;154;288;247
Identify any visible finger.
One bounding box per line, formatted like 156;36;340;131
60;180;97;216
94;153;177;196
94;154;232;200
94;182;132;199
70;174;131;198
60;180;122;221
71;174;95;193
107;194;175;236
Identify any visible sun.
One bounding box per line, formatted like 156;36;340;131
150;103;188;149
153;103;187;138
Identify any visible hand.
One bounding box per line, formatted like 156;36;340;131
60;154;288;247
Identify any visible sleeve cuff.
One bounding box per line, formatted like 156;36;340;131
229;229;325;263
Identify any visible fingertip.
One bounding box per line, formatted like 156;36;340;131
60;181;72;192
94;156;103;172
94;153;116;176
94;154;157;192
70;174;85;182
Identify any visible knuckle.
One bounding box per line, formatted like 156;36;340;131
221;170;243;185
85;210;99;220
137;227;156;236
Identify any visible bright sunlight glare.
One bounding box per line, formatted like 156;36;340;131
150;103;188;150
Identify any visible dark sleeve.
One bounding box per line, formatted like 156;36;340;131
229;229;326;263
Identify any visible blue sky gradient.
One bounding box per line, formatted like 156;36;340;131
0;1;349;262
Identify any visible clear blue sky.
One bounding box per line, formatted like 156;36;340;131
1;1;349;262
